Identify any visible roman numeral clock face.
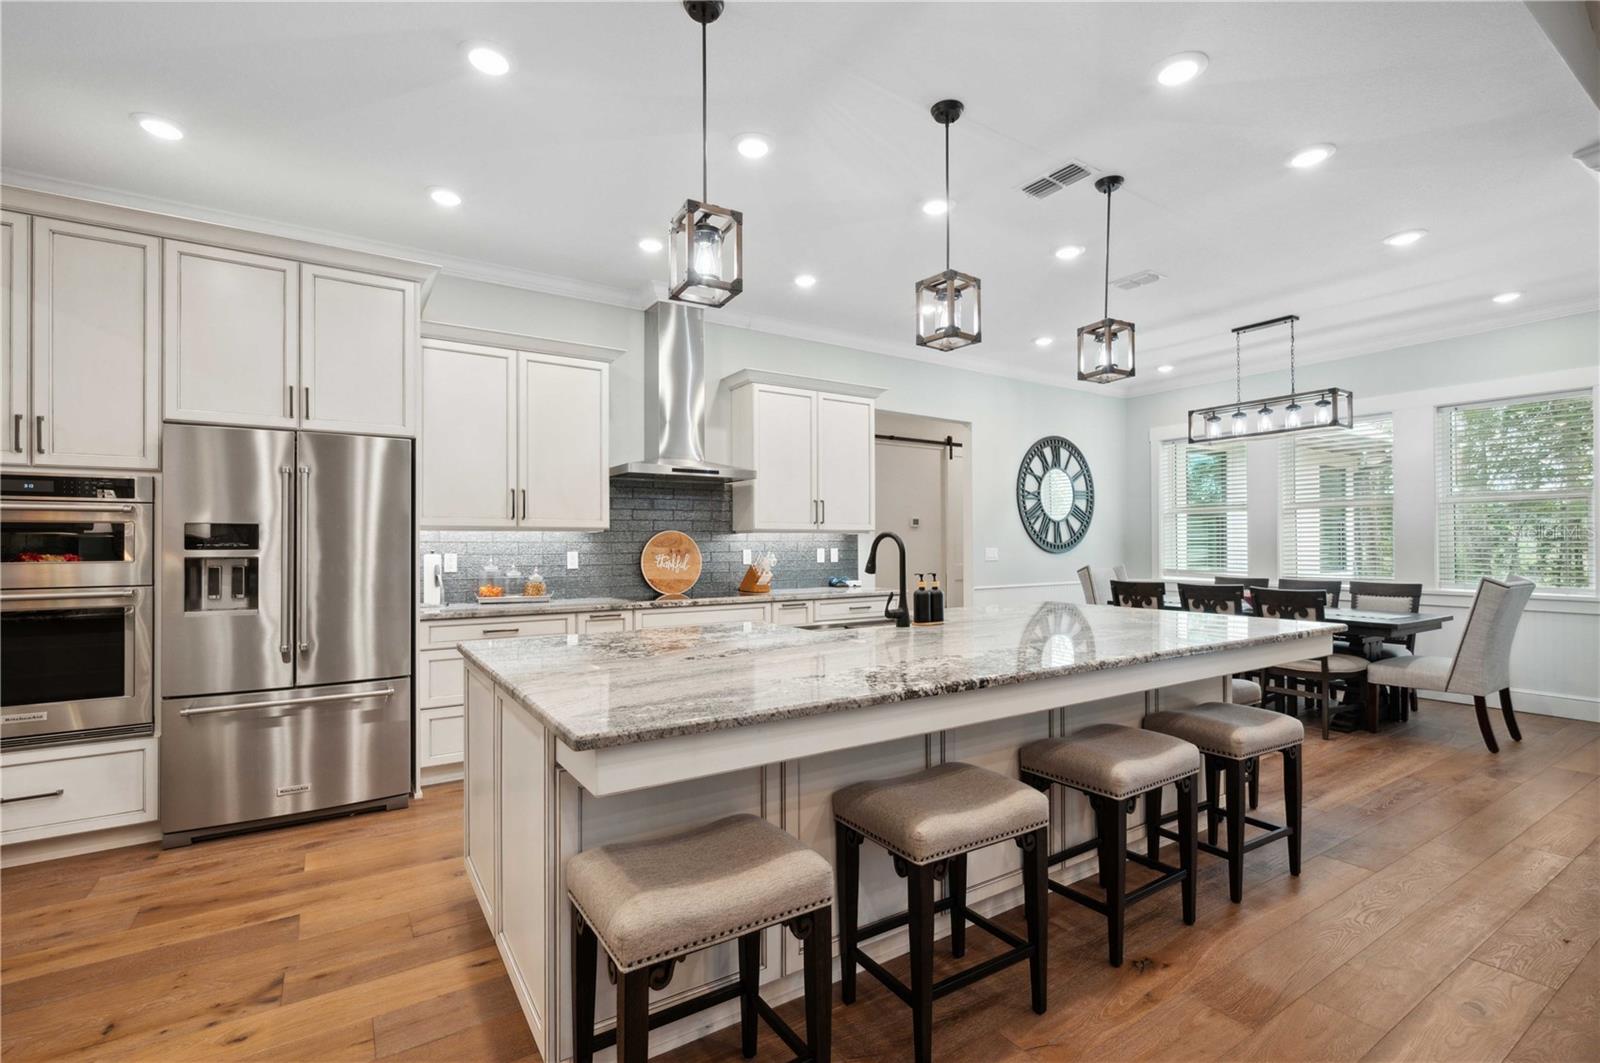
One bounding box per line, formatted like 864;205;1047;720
1016;435;1094;553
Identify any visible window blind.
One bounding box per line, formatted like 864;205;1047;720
1280;415;1394;580
1158;439;1248;577
1437;391;1595;592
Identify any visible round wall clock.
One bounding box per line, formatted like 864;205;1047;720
1016;435;1094;553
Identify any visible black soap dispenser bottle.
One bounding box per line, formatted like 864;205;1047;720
912;573;932;625
928;572;946;623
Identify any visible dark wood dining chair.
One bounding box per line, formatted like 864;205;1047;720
1253;588;1370;741
1108;580;1166;609
1348;581;1424;719
1277;578;1343;608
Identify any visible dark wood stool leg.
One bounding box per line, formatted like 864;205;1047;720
1248;756;1260;811
737;931;760;1058
570;905;597;1063
1177;776;1197;926
1106;799;1128;967
616;968;651;1063
1143;786;1164;860
947;853;968;958
906;862;937;1063
1019;827;1048;1014
1474;694;1500;753
800;910;832;1063
1499;688;1522;743
1284;745;1302;877
1205;756;1222;846
1365;682;1380;733
834;823;860;1005
1225;760;1246;904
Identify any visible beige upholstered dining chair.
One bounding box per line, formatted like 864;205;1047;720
1076;564;1128;605
1365;576;1535;753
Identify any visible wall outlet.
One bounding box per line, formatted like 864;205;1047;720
566;550;579;570
830;547;840;562
443;553;458;573
742;548;753;565
984;547;1000;562
816;547;826;563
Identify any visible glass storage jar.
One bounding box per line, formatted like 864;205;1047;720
478;559;504;598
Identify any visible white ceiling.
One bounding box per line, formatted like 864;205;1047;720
3;2;1596;395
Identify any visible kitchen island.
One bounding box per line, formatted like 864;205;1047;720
458;602;1340;1061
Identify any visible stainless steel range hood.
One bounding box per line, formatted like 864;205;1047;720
610;301;755;482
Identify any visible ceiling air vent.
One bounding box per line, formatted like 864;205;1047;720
1020;161;1092;200
1111;269;1164;291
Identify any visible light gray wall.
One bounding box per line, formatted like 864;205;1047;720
1119;311;1600;571
424;275;1130;598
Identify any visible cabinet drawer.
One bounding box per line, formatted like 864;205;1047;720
1;743;154;839
419;648;465;709
637;604;769;630
423;614;573;647
420;706;464;768
814;597;885;622
578;611;631;634
771;600;813;626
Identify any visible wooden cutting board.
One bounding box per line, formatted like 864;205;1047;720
641;530;703;598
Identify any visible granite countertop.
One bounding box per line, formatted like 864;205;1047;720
458;603;1345;751
418;585;888;621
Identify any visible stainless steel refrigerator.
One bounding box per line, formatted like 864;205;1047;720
159;424;413;846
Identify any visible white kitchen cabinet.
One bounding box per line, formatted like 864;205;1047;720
519;351;608;530
421;341;518;528
419;706;465;769
770;599;813;626
464;668;499;924
727;372;881;533
1;211;28;463
30;218;160;469
163;241;299;428
577;609;632;633
0;736;158;845
300;264;418;436
636;603;769;629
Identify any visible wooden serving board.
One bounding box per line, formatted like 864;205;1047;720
641;530;702;597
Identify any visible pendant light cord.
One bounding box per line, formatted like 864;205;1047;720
1288;317;1297;394
943;122;951;271
701;20;709;203
1102;186;1112;323
1235;332;1243;408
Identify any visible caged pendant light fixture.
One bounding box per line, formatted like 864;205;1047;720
1077;175;1136;383
914;99;981;350
667;1;743;307
1187;314;1353;443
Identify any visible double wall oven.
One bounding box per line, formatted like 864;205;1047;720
1;474;155;746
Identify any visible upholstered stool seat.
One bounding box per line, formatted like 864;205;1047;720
1143;703;1304;904
1020;724;1200;800
1019;725;1200;966
832;761;1049;865
568;814;833;1063
1274;653;1370;676
834;763;1050;1063
1232;678;1263;706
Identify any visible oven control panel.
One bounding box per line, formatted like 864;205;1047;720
1;474;147;501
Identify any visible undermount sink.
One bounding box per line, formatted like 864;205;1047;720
798;617;901;631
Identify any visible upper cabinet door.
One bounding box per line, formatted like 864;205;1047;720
300;264;417;436
750;385;818;529
164;241;298;429
1;211;29;464
816;393;875;531
420;342;518;529
519;352;608;530
31;219;160;470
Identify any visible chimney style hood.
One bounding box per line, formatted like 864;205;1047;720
610;301;755;482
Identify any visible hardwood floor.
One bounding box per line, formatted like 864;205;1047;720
3;699;1596;1062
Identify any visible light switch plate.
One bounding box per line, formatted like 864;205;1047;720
742;549;753;565
566;550;579;570
984;547;1000;562
443;553;458;573
816;547;826;563
830;547;840;562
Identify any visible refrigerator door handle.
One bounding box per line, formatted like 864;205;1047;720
297;463;311;655
177;687;396;717
279;464;294;661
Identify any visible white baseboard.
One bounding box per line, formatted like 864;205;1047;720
1426;688;1600;723
421;763;463;787
1;822;161;868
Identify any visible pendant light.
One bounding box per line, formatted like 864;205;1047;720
1187;314;1354;443
1077;175;1136;383
914;99;981;350
667;1;743;307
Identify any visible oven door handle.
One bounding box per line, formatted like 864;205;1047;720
1;501;137;514
1;589;138;601
178;688;396;717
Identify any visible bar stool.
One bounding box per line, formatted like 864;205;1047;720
1142;703;1304;903
832;762;1049;1063
1018;723;1200;967
567;814;834;1063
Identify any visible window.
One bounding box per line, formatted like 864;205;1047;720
1280;415;1394;579
1158;439;1248;576
1437;391;1595;592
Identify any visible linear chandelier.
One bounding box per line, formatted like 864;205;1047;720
1187;314;1353;443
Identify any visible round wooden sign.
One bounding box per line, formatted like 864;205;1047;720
641;530;703;597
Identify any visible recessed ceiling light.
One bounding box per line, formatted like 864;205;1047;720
1287;143;1336;169
921;198;949;216
133;113;183;141
1155;52;1208;87
428;187;462;208
734;134;770;159
1033;336;1054;348
1383;229;1427;247
793;273;817;289
1157;364;1175;374
466;46;510;76
638;237;664;254
1492;291;1522;304
1054;244;1086;261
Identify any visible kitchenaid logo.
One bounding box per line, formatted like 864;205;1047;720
275;783;311;797
2;712;48;724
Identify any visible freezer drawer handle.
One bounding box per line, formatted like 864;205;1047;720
2;789;64;805
178;687;397;717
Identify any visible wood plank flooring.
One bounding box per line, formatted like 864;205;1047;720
3;699;1596;1062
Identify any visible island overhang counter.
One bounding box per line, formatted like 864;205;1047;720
457;602;1340;1061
